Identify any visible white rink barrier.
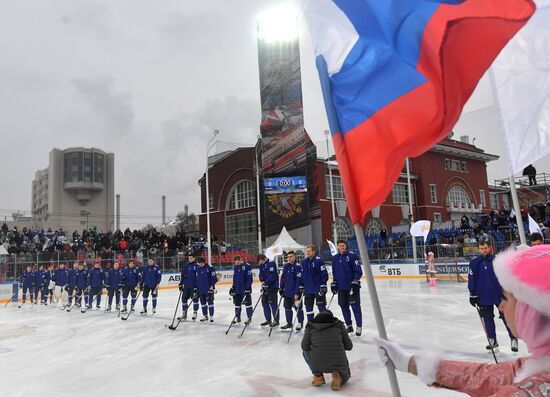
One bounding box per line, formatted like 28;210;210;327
1;262;469;301
158;262;469;290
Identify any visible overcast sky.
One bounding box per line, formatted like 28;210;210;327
1;0;548;229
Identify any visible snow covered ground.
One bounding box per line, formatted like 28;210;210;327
0;279;525;397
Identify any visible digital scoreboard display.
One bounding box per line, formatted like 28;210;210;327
264;176;307;194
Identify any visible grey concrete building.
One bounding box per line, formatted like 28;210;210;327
31;147;115;232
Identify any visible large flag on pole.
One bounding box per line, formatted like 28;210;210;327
303;0;535;224
491;0;550;176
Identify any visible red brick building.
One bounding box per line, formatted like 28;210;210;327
199;135;501;252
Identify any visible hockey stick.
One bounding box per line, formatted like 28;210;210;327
81;293;97;313
326;292;336;310
166;289;184;330
475;305;499;364
121;290;142;321
287;296;304;344
3;286;20;308
115;288;123;317
239;291;264;338
268;295;284;338
67;287;88;312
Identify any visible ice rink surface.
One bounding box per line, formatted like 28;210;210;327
0;279;526;397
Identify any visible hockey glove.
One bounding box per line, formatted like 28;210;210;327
293;298;302;309
64;285;70;292
261;283;269;293
106;286;110;292
319;284;328;296
178;285;184;292
192;288;199;300
279;288;285;297
298;285;304;295
208;289;215;298
330;282;338;295
229;287;235;296
244;289;251;296
469;295;480;307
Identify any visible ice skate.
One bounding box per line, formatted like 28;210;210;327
346;325;354;334
281;323;292;331
260;320;272;328
200;316;209;322
356;326;362;336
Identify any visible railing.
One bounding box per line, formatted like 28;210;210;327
0;249;258;284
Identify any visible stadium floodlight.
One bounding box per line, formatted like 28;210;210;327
257;6;299;43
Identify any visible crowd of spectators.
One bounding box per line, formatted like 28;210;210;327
363;205;550;260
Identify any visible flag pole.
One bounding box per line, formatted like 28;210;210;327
488;68;527;246
354;224;402;397
406;158;417;262
508;176;527;245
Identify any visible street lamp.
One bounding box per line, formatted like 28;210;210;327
255;135;263;254
325;130;338;243
206;129;219;266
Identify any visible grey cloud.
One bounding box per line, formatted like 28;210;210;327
71;76;134;136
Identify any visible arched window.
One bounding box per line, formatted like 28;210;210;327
446;185;472;206
334;217;354;242
227;180;256;210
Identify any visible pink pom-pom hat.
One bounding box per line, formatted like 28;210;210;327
493;245;550;317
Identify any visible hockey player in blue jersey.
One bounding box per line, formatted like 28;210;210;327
332;240;363;336
53;262;70;306
106;262;123;311
75;262;89;308
258;254;280;328
229;255;253;325
140;258;162;315
121;260;140;313
177;254;199;321
46;263;55;304
299;245;329;322
88;261;105;310
66;262;79;308
196;257;217;323
279;251;304;331
19;265;36;307
468;241;518;352
35;265;48;305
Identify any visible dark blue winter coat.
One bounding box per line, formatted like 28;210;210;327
196;264;217;294
280;262;302;298
89;267;105;288
53;268;70;286
141;264;162;289
468;254;503;306
232;262;253;294
259;260;279;289
35;270;48;289
299;256;328;294
179;262;198;289
76;270;89;290
21;271;35;288
332;251;362;291
106;268;123;289
121;267;140;288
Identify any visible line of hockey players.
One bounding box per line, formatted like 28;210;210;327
15;240;364;335
17;258;162;315
177;241;363;336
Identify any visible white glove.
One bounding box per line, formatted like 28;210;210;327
374;337;412;373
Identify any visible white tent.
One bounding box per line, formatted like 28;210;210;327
269;226;306;252
0;245;8;256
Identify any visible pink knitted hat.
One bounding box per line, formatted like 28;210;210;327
493;245;550;317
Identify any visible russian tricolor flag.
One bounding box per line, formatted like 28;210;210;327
304;0;535;224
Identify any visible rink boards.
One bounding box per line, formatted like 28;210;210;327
0;262;469;303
